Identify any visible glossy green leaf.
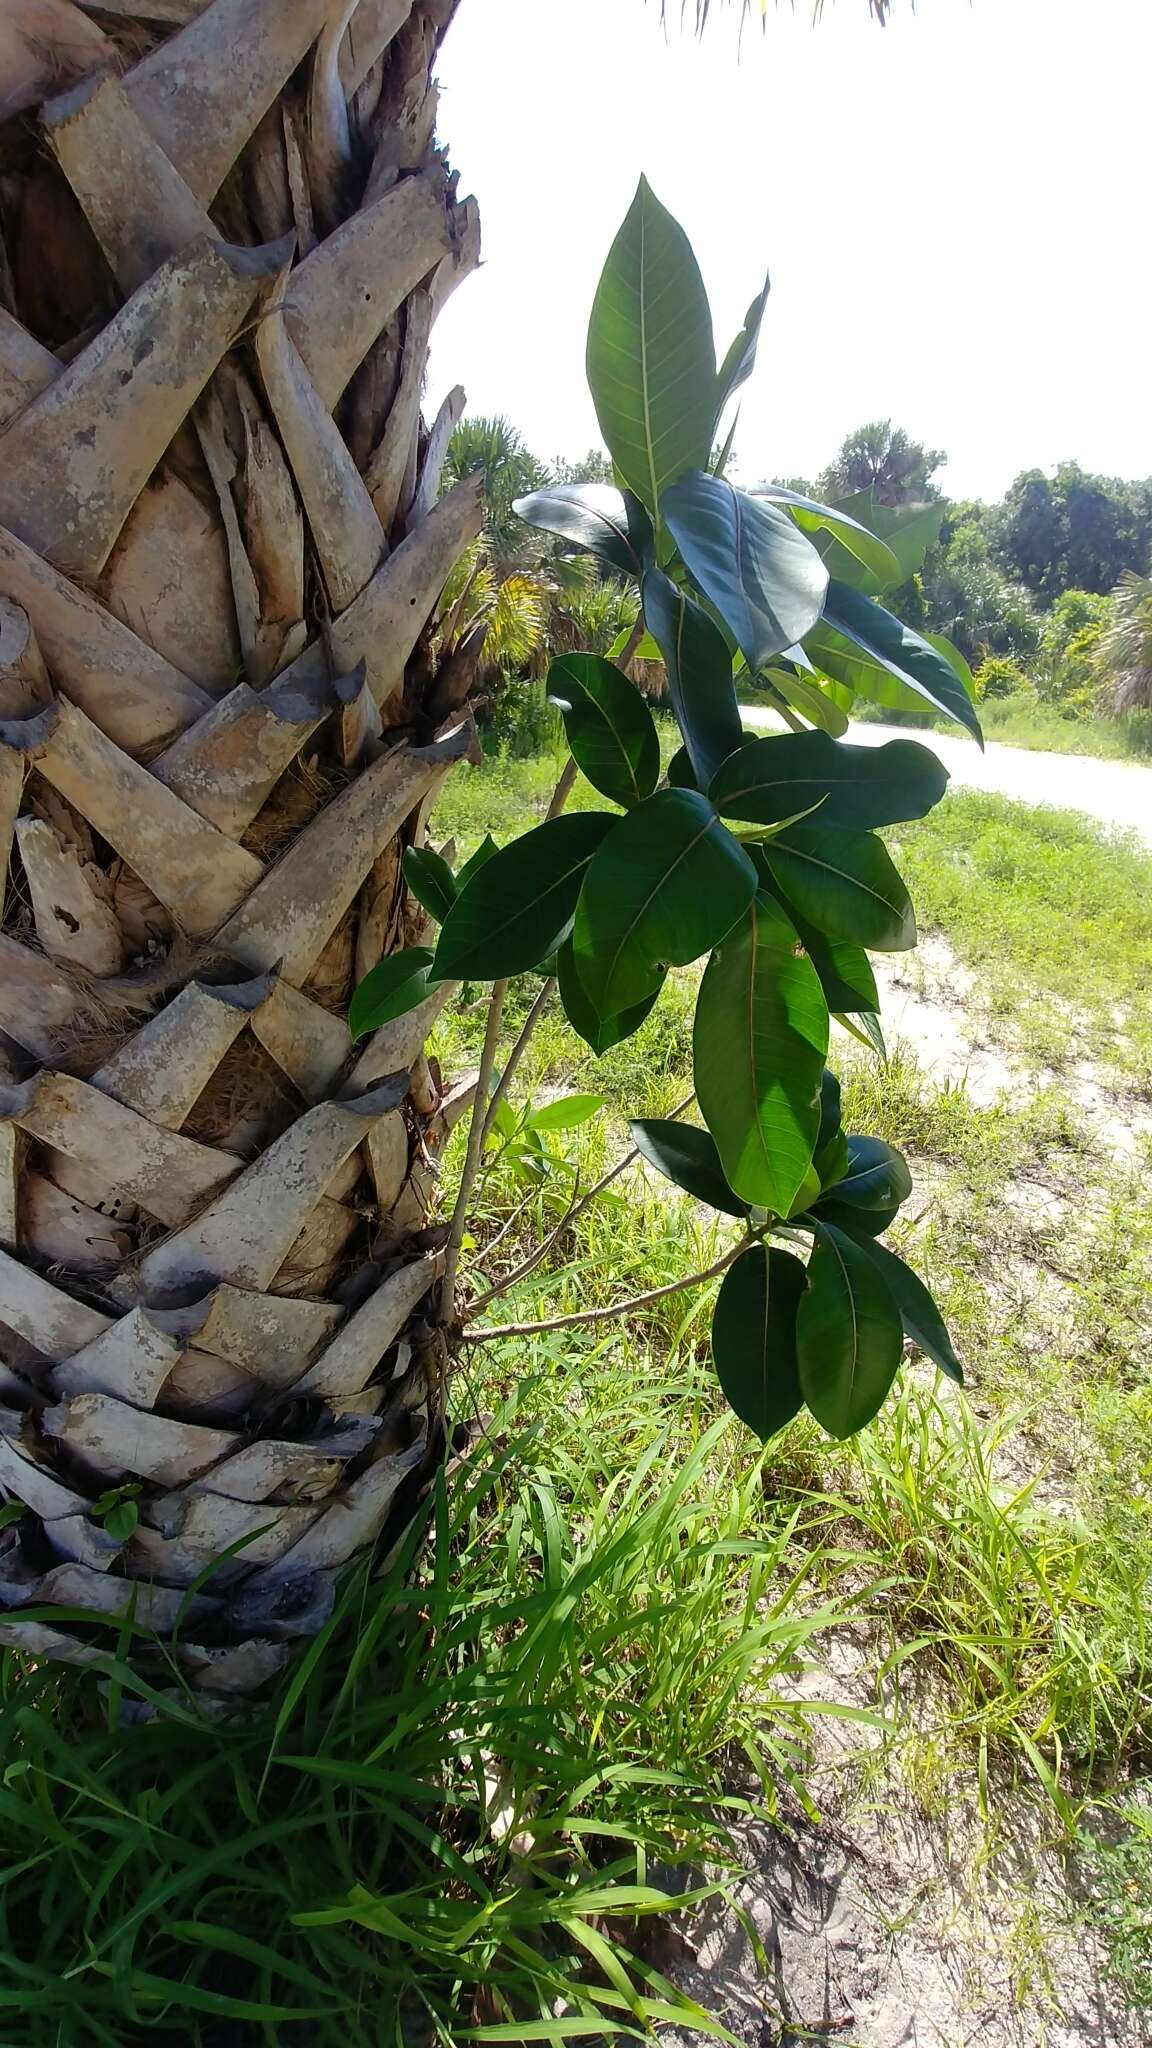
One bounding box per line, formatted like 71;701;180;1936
629;1118;748;1219
642;568;743;788
834;1009;888;1059
808;582;983;743
548;653;660;808
821;1134;913;1212
556;937;662;1054
456;834;499;889
573;789;757;1019
716;272;770;412
661;471;828;671
756;865;881;1015
814;1127;850;1192
694;892;828;1212
512;482;653;577
666;744;698;790
751;486;900;586
434;815;614;981
712;1244;808;1440
814;1192;901;1236
349;947;437;1041
813;1070;850;1189
764;667;851;737
525;1093;607;1134
814;492;945;595
797;1222;904;1438
711;732;948;832
403;846;457;925
845;1232;963;1384
762;824;916;952
586;177;717;515
816;1068;842;1155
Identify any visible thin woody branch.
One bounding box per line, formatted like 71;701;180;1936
462;1229;755;1343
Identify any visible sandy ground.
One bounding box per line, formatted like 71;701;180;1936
741;713;1152;849
655;735;1151;2042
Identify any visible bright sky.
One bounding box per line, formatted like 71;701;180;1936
426;0;1150;503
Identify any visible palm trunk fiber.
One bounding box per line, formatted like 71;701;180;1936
0;0;484;1699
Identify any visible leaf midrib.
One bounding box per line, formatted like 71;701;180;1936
770;839;899;920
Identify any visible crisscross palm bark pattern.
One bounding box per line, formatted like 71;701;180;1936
0;0;486;1696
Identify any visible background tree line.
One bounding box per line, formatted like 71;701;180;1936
451;413;1152;734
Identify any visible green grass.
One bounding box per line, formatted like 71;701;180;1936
9;738;1152;2036
977;697;1152;761
0;1361;845;2045
888;789;1152;1079
431;747;1152;1816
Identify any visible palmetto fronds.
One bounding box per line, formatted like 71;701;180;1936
1099;572;1152;712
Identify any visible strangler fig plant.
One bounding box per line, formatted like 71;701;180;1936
355;175;974;1442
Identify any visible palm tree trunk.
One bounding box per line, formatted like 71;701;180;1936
0;0;483;1698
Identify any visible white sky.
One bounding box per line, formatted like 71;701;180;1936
426;0;1150;503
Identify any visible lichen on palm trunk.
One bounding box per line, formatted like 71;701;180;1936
0;0;486;1699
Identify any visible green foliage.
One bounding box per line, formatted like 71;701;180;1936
355;181;972;1446
712;1245;807;1438
0;1364;847;2045
991;461;1152;605
972;654;1029;701
547;652;660;807
348;948;437;1040
585;176;717;516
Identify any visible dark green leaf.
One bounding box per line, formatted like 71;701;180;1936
512;482;649;577
711;733;948;832
666;744;698;790
556;937;662;1054
642;568;743;788
816;1068;841;1152
751;485;900;586
548;653;660;808
809;582;983;743
834;1009;888;1060
814;1127;850;1192
815;491;946;594
403;846;457;924
456;834;499;889
586;176;717;515
814;1193;901;1236
822;1133;913;1213
349;947;437;1041
712;1244;808;1440
756;864;881;1014
572;789;757;1019
797;1222;904;1438
661;471;828;671
693;892;828;1213
434;815;614;981
716;272;770;412
844;1232;963;1384
762;824;916;952
629;1118;748;1219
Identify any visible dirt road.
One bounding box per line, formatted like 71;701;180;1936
741;710;1152;847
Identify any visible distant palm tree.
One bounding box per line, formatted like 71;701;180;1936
1099;573;1152;712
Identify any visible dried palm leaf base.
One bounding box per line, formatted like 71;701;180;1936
0;0;492;1697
